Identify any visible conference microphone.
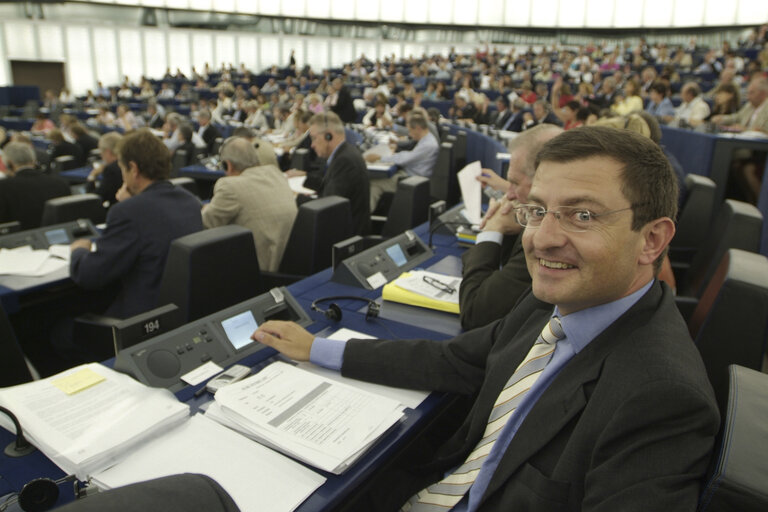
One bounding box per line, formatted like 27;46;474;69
428;219;474;249
0;405;35;457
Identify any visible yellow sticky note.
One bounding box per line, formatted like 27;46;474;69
52;368;106;395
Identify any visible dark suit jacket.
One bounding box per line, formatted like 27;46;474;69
51;140;85;168
75;133;99;161
332;86;357;123
0;168;71;229
200;124;222;156
70;181;203;318
459;236;530;330
315;142;370;236
96;161;123;206
492;110;512;130
342;283;719;511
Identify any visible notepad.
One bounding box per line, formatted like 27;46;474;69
382;270;461;314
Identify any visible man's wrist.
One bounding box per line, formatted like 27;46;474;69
476;231;504;245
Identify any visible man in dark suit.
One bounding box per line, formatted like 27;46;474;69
490;96;512;130
329;77;357;123
0;141;70;229
70;128;202;319
196;109;222;156
89;132;124;207
304;112;369;235
48;128;85;168
252;127;719;511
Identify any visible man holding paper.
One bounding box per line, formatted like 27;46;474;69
460;125;562;330
253;127;718;512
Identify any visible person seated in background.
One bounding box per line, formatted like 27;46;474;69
69;123;99;162
279;110;313;152
711;76;768;133
87;131;123;207
451;92;479;123
644;82;676;120
173;124;198;167
610;78;644;115
706;82;741;120
523;100;563;128
462;125;563;330
196;109;222;156
253;126;719;512
163;113;206;153
69;128;202;320
362;101;393;129
231;127;280;169
366;111;439;212
202;137;297;273
667;81;710;127
0;141;70;229
48;128;85;168
30;112;55;135
115;104;140;132
305;112;370;235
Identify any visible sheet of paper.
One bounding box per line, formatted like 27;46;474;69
395;270;461;304
296;328;429;410
457;161;483;225
181;361;223;386
363;143;393;159
287;175;317;195
51;368;106;395
366;271;387;289
48;244;71;261
0;248;50;275
92;414;325;512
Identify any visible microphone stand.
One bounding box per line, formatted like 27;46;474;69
0;406;36;457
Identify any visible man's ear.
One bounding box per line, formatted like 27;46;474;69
638;217;676;267
127;161;140;178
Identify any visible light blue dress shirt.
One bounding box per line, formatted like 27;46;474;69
381;132;439;178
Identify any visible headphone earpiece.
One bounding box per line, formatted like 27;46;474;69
324;132;332;141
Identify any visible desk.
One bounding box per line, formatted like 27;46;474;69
59;166;93;184
0;223;470;512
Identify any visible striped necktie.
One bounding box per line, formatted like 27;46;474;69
404;317;565;511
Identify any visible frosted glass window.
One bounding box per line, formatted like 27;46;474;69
283;37;303;68
427;44;451;58
5;23;36;59
93;28;120;90
355;0;378;21
235;0;257;14
613;0;642;27
189;0;212;10
405;0;428;24
143;30;167;79
585;0;614;27
140;0;166;7
281;0;306;17
168;31;191;76
119;29;143;83
558;0;585;27
530;0;558;26
259;37;280;69
380;42;401;60
643;0;672;27
0;26;9;86
404;43;424;60
214;0;235;11
673;0;702;26
215;34;236;69
166;0;189;9
478;0;504;26
305;38;329;72
737;1;768;25
237;35;258;72
329;40;354;68
306;0;329;18
37;25;64;61
380;0;404;22
191;32;214;73
452;0;477;25
428;0;452;24
258;0;280;16
331;0;355;20
504;0;531;26
65;26;94;96
703;0;735;26
355;40;378;62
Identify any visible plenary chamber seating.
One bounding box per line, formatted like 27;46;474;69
698;365;768;512
672;174;717;260
169;176;201;198
0;303;33;387
371;176;431;239
41;194;106;226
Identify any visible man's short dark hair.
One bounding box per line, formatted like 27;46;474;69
116;128;171;181
649;82;668;97
535;126;678;270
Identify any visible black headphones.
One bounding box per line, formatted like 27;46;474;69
323;114;333;141
311;296;380;322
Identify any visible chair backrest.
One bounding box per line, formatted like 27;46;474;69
0;303;33;387
682;199;763;297
290;148;310;171
40;193;106;226
55;154;78;172
430;142;458;205
698;365;768;512
0;221;21;236
171;149;188;178
279;196;353;276
673;174;717;250
757;158;768;257
688;248;768;406
382;176;431;238
169;177;200;198
448;131;467;172
156;225;261;323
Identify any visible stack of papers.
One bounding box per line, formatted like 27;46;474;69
0;245;70;277
382;270;461;314
456;225;478;246
207;361;405;474
0;364;190;479
287;175;317;196
457;161;483;226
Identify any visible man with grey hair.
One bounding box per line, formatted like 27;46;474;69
711;76;768;133
307;112;370;235
163;112;206;152
668;82;710;127
460;124;563;329
202;137;297;272
0;141;70;229
196;109;222;156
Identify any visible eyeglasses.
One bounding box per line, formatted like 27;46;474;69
514;204;635;233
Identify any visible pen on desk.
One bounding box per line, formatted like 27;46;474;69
194;386;207;398
422;275;456;294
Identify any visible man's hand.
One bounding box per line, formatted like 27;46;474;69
285;169;306;178
710;114;724;124
116;183;132;202
476;168;510;193
88;163;104;182
365;153;382;163
252;320;314;361
70;239;92;252
480;197;522;235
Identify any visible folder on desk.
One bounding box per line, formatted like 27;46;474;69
382;270;461;314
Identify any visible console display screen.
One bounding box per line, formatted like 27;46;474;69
386;244;407;267
221;310;258;351
44;228;69;245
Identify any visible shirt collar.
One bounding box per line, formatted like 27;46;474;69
327;140;345;166
553;279;654;355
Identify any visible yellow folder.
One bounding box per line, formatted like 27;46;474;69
381;272;460;314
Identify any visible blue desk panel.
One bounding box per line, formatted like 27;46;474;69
660;126;718;177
